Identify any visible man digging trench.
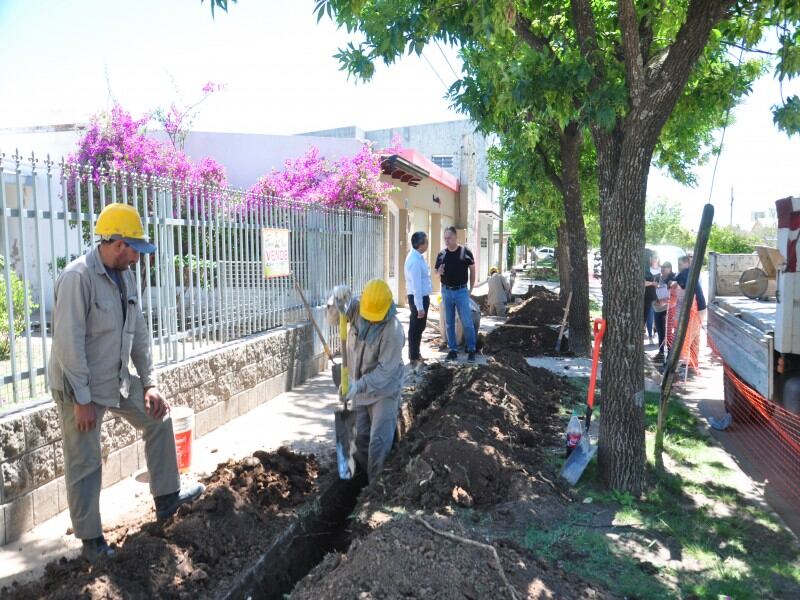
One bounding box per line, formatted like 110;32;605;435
327;279;405;483
49;203;204;562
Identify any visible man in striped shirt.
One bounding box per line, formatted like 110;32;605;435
404;231;432;368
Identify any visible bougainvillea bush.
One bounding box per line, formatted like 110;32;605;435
246;144;396;213
68;105;227;189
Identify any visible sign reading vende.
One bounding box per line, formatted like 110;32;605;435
262;228;290;278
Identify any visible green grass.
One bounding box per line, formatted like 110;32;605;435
522;384;800;599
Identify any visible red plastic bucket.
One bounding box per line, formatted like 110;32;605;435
172;406;194;474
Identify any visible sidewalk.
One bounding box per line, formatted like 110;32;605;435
0;372;340;588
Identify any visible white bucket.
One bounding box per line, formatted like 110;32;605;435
172;406;194;474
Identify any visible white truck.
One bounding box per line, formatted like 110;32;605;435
707;197;800;416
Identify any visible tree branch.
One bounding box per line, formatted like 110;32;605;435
618;0;646;107
535;143;564;193
514;14;559;63
644;0;737;119
570;0;604;89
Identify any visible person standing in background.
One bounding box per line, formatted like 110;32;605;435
435;226;478;362
644;252;660;344
486;267;511;317
404;231;432;369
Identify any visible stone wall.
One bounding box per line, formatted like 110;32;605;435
0;321;323;545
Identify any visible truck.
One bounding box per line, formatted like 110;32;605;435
707;197;800;418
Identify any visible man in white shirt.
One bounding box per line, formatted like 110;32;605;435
404;231;432;367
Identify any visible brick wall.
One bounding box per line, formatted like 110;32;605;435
0;321;323;545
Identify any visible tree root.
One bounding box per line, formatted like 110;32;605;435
410;515;520;600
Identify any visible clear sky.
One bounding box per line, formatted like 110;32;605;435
0;0;797;229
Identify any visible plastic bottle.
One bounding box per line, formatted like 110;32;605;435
565;414;583;457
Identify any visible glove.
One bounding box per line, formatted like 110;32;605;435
344;378;366;403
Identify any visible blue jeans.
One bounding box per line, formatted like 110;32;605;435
646;305;654;338
442;286;477;352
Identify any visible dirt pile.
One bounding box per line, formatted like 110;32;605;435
290;353;611;599
291;516;613;600
507;286;564;326
482;286;568;356
363;352;574;511
3;447;322;600
483;323;566;356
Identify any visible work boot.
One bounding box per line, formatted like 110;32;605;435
81;536;116;563
154;482;206;520
446;350;458;361
467;351;476;362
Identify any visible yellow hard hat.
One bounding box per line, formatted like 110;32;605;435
95;203;156;253
360;279;393;322
490;267;499;274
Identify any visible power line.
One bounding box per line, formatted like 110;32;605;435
707;44;746;206
435;41;460;80
421;51;449;91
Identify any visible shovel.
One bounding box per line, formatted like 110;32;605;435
560;317;606;485
293;280;342;387
332;293;358;480
555;290;573;353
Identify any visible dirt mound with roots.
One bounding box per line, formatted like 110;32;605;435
290;353;612;599
3;447;322;600
291;516;614;600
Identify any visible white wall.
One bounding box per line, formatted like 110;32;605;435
176;131;365;189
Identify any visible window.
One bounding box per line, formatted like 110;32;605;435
431;155;454;169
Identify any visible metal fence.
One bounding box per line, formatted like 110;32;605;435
0;150;384;413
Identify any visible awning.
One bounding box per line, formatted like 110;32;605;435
381;155;428;187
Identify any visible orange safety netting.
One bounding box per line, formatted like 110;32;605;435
723;363;800;504
665;286;702;374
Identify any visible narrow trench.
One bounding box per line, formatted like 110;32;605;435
223;473;366;600
224;365;455;600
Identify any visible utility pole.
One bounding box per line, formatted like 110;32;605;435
730;186;734;227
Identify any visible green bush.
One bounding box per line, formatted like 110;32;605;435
0;255;38;361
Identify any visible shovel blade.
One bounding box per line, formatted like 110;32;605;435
559;437;597;486
334;407;358;480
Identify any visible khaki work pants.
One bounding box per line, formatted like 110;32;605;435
354;394;400;483
54;377;180;540
488;303;507;317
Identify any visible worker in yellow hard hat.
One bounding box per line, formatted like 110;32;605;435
49;203;204;563
327;278;405;482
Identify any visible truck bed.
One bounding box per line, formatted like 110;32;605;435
708;296;774;400
712;296;775;333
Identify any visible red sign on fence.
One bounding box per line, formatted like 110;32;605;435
262;228;290;278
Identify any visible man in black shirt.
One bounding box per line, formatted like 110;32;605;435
434;226;477;361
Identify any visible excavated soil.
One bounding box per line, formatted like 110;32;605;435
290;353;613;599
506;286;565;326
360;352;574;512
482;287;569;356
291;516;614;600
483;323;567;356
3;447;322;600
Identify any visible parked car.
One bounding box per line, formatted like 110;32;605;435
535;247;556;260
592;244;686;280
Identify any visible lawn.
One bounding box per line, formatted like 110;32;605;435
521;386;800;599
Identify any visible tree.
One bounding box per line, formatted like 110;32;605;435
314;0;799;493
645;199;695;248
707;224;758;254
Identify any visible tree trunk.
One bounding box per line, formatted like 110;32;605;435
556;223;571;301
560;123;591;356
569;0;735;495
596;140;650;495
